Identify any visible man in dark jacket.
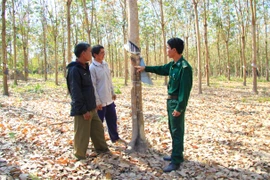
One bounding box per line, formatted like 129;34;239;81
66;42;109;160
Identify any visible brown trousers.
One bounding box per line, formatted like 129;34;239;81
74;110;108;159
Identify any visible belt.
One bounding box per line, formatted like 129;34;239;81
167;95;178;100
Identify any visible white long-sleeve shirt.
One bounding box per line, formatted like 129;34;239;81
90;60;115;107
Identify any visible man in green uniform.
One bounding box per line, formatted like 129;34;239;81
136;37;193;172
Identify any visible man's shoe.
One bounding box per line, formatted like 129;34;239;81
163;163;180;172
74;154;86;161
163;155;172;161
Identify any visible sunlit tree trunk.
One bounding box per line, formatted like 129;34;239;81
119;0;128;85
127;0;147;153
203;0;210;86
193;0;202;94
12;0;17;85
49;0;59;85
234;0;247;84
217;35;221;76
82;0;94;49
67;0;72;63
22;0;30;81
2;0;8;95
61;16;67;78
241;20;247;85
250;0;258;94
153;28;157;79
41;0;48;81
263;0;269;81
159;0;167;86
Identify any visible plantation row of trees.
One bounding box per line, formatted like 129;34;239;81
1;0;269;95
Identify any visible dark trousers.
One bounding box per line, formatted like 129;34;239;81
167;99;185;164
97;102;120;142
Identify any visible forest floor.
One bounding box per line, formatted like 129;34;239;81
0;77;269;180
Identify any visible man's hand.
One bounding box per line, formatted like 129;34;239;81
134;66;145;73
83;111;91;120
96;104;103;110
112;94;116;100
172;110;181;117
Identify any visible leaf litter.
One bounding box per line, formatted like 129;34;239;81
0;79;269;179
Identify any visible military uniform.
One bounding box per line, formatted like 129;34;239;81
145;56;193;164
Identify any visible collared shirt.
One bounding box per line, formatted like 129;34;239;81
145;56;193;112
90;60;115;107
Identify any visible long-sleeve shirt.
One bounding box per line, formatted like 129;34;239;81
66;61;96;116
90;60;115;107
145;56;193;112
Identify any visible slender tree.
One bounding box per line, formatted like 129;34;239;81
250;0;258;94
193;0;202;94
20;0;30;81
203;0;210;86
48;0;59;85
120;0;129;85
40;0;48;81
222;1;232;81
127;0;147;153
82;0;94;47
263;0;269;81
159;0;167;85
67;0;72;63
234;0;248;85
2;0;8;95
12;0;18;85
151;0;167;85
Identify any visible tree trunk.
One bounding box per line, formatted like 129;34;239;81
146;38;149;65
154;29;157;79
185;36;189;64
2;0;8;95
242;27;247;85
264;0;269;81
160;0;167;86
127;0;147;153
62;17;66;78
123;27;128;84
217;29;221;76
67;0;72;63
203;0;210;86
193;0;202;94
22;1;30;81
250;0;258;94
62;40;66;78
120;0;129;85
41;0;47;81
226;40;230;80
12;0;17;85
82;0;93;49
54;37;58;85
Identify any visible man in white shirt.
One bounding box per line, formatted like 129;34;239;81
90;45;121;143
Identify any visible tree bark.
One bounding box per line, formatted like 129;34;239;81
159;0;167;86
193;0;202;94
41;0;48;81
263;0;269;81
120;0;129;85
12;0;17;85
250;0;258;94
67;0;72;63
2;0;8;95
82;0;93;49
203;0;210;86
127;0;147;153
